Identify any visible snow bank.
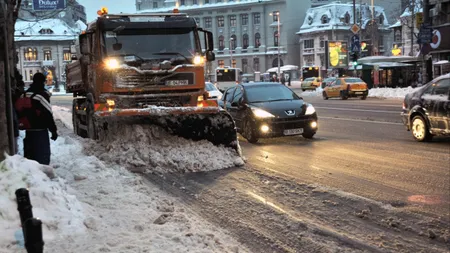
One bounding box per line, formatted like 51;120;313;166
368;86;421;98
0;155;86;250
1;107;248;252
87;123;244;173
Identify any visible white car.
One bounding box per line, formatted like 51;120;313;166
205;82;223;100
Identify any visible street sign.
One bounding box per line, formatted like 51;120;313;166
32;0;66;11
351;35;361;52
350;24;360;34
418;23;433;44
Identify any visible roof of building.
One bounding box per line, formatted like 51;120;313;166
297;1;391;35
14;18;82;41
137;0;270;13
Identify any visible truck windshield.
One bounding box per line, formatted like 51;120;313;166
104;28;198;60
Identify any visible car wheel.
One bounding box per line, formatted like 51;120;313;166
302;131;315;139
322;91;329;100
360;95;367;100
411;116;433;142
243;118;259;144
340;91;348;100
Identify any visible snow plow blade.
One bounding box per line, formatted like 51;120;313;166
94;106;239;153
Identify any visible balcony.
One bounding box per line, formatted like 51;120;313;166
41;60;54;67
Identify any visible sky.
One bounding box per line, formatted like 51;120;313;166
77;0;137;23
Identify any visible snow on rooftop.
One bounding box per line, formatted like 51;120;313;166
400;1;423;18
298;1;390;35
14;19;82;41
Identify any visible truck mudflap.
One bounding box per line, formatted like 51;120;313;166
94;106;240;154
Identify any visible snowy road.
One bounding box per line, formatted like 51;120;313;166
51;95;450;252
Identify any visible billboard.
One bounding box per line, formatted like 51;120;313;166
33;0;66;11
327;41;349;68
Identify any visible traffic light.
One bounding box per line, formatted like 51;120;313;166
351;53;358;66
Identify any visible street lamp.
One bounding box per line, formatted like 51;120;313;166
270;11;281;82
229;37;234;67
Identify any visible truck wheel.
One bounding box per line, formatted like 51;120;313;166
86;105;98;140
72;101;86;137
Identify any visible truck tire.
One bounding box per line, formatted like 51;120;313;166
72;100;86;137
86;103;98;140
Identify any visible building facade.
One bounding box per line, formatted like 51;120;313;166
15;19;85;87
19;0;87;25
428;0;450;62
136;0;311;75
297;2;392;72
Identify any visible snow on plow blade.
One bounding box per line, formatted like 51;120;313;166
95;106;239;153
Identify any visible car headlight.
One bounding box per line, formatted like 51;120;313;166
105;58;120;70
252;108;274;118
305;105;316;115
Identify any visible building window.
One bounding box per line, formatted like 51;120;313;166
180;0;185;6
344;12;350;24
44;49;52;60
321;15;329;24
253;13;260;25
394;30;401;42
253;58;260;72
272;11;279;22
242;59;248;73
195;17;200;25
231;59;236;68
255;33;261;48
153;2;158;8
216;0;223;3
29;70;33;81
274;31;279;47
24;47;37;61
218;60;224;68
230;34;237;50
229;15;236;27
242;34;249;49
204;17;212;28
320;36;325;48
218;35;225;50
63;48;71;61
379;13;384;24
205;0;210;3
217;16;224;27
193;0;198;4
304;39;314;49
241;14;248;25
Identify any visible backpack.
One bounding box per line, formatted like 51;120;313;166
14;93;41;130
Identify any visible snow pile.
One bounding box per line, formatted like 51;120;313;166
1;107;248;252
51;106;73;130
368;86;420;98
87;123;244;173
0;156;86;250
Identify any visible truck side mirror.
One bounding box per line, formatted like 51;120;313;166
79;33;90;55
206;51;215;61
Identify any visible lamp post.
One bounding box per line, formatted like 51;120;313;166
270;11;281;82
230;37;234;67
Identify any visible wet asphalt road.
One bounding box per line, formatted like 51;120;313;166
52;94;450;217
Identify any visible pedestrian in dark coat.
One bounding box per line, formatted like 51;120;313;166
280;74;286;85
23;73;58;165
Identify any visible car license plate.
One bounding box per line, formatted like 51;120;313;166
166;80;189;86
284;128;303;135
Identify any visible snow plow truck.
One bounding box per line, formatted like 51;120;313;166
66;8;238;151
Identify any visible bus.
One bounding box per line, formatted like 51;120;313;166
266;65;300;82
301;66;320;81
214;66;242;92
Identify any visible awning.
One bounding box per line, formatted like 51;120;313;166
362;62;414;68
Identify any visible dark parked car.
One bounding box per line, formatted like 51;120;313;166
220;82;318;143
401;73;450;142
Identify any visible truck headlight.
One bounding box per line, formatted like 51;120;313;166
252;108;274;118
193;55;204;66
305;105;316;115
105;58;120;70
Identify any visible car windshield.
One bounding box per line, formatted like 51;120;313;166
205;82;218;92
344;78;364;83
305;78;314;81
104;28;198;61
245;84;300;103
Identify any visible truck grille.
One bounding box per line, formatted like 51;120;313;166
115;71;195;88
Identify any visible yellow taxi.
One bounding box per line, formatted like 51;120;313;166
323;77;368;100
301;77;321;91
